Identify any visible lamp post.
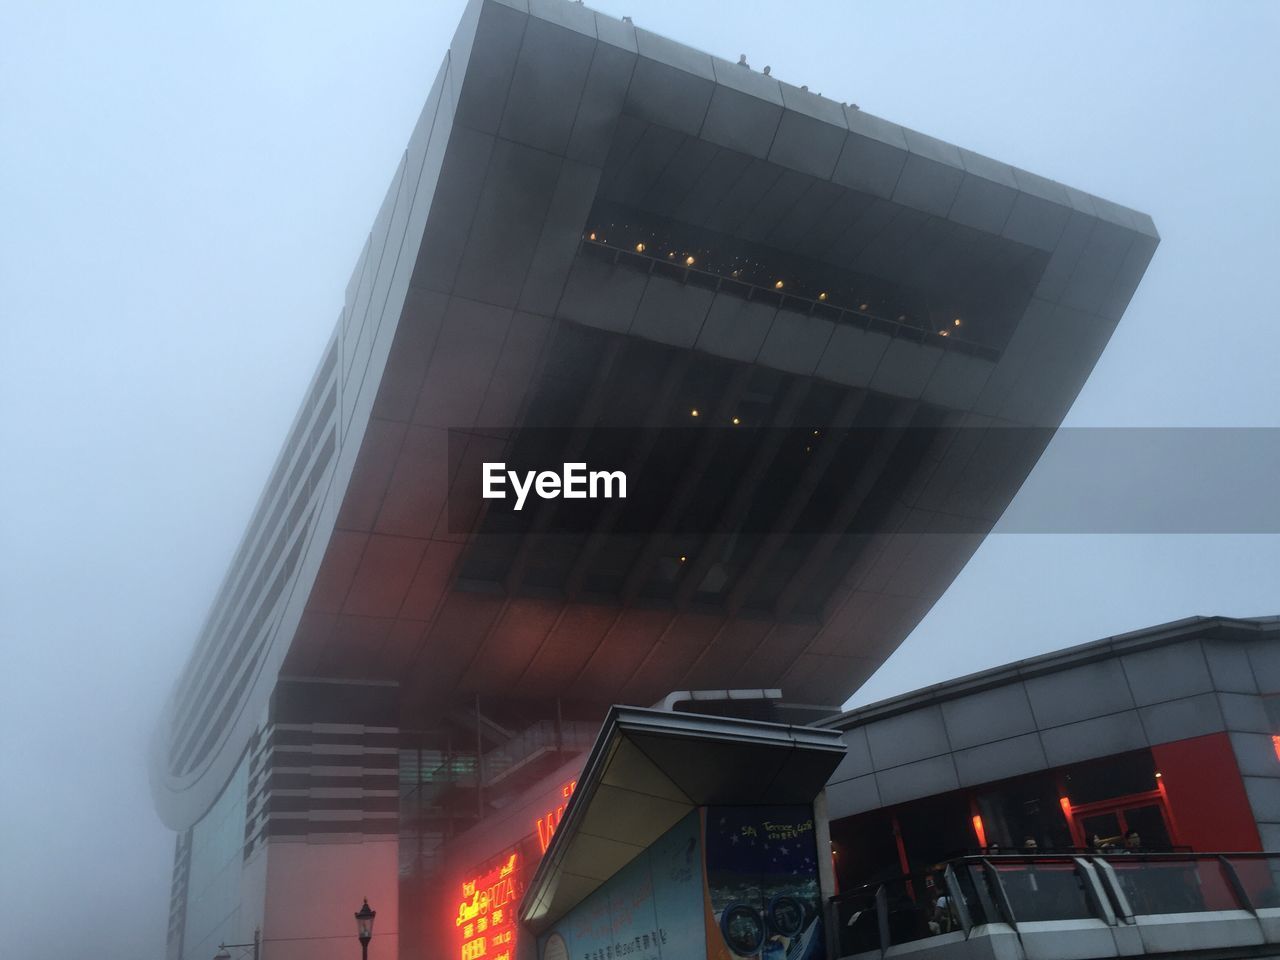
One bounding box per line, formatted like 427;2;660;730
355;898;376;960
214;929;260;960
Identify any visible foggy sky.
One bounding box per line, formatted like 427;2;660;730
1;1;1277;958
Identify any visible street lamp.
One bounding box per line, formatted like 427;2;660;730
214;930;260;960
355;898;376;960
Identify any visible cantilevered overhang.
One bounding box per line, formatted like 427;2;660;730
519;706;846;933
153;0;1158;829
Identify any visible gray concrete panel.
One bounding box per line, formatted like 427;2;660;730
954;732;1049;787
410;127;495;294
500;16;596;155
893;153;964;218
673;148;756;227
825;773;882;819
1034;211;1094;303
757;310;833;375
557;256;647;333
1206;642;1261;693
832;132;906;201
567;37;636;166
922;351;994;409
941;684;1039;750
1099;232;1158;321
629;276;715;348
1061;220;1134;316
519;160;602;316
699;82;782;159
1230;731;1280;778
1012;167;1071;207
640;136;722;219
454;0;527;135
1040;711;1147;766
1245;776;1280;823
865;705;951;768
625;29;715;136
903;128;964;169
1002;191;1071;252
529;0;593;37
1121;640;1215;706
1138;692;1224;744
869;339;944;400
815;324;891;387
453;139;564;308
766;178;846;249
1025;658;1136;728
770;84;848;180
949;172;1018;235
876;754;960;806
1248;641;1280;693
829;727;875;784
738;170;816;244
694;296;775;362
1219;692;1271;734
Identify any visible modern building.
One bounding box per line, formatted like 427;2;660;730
150;2;1160;959
821;614;1280;960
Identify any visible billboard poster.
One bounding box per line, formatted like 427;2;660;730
539;811;704;960
702;806;824;960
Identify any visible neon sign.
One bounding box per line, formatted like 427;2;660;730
456;852;521;960
536;779;577;853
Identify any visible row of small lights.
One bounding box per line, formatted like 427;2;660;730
586;230;965;338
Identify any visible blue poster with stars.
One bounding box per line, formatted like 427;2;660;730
702;806;824;960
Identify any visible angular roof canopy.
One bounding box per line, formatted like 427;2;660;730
519;706;846;932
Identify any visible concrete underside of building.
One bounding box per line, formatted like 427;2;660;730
150;2;1160;959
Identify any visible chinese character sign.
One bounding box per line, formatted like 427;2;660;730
457;851;522;960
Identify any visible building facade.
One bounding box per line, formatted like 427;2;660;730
150;1;1159;959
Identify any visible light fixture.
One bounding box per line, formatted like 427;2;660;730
938;330;949;337
667;251;675;258
634;242;646;253
732;416;741;425
1155;772;1163;779
812;430;819;437
685;255;696;266
818;292;828;301
953;317;962;327
774;280;784;290
859;303;868;311
678;555;687;563
690;408;699;417
588;231;596;241
356;899;376;960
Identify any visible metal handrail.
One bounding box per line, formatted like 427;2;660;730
830;851;1280;957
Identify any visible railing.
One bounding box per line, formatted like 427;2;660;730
831;852;1280;957
578;238;1003;363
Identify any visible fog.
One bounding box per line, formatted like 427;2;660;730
1;1;1276;957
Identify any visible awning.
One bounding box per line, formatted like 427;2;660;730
519;706;846;933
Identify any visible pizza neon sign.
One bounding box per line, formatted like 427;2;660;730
456;852;521;960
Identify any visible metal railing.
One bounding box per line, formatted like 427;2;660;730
831;852;1280;957
578;238;1003;363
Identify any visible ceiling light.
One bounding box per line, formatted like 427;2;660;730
635;242;646;253
690;408;699;417
685;255;696;266
818;292;828;301
588;231;597;241
774;280;784;290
